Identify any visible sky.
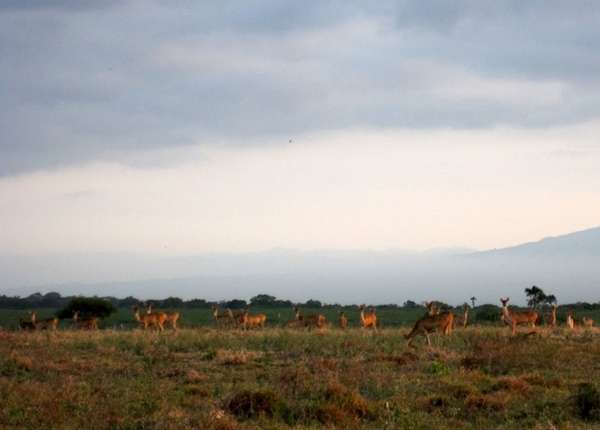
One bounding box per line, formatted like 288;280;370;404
1;0;600;260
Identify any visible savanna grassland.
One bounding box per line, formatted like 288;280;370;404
2;324;600;430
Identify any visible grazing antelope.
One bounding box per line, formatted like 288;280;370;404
240;309;267;330
359;305;377;330
338;311;348;329
500;298;538;335
133;307;166;331
19;311;37;331
566;311;575;330
147;305;180;330
72;311;99;330
211;305;234;328
405;308;454;347
582;317;594;328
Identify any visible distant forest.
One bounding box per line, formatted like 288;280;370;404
1;291;600;312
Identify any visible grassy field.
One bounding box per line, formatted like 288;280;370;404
1;325;600;429
2;306;600;330
0;307;432;330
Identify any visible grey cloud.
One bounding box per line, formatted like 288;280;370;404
1;1;600;175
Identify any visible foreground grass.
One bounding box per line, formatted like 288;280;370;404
1;326;600;429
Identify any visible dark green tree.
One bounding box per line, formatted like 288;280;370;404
525;286;547;309
250;294;277;306
57;297;116;319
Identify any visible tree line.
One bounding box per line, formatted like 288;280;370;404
1;287;599;314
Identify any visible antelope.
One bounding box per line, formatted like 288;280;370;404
453;304;469;329
285;307;304;328
338;311;348;329
72;311;98;330
34;313;59;331
240;309;267;330
547;304;558;328
19;311;37;331
582;317;594;328
425;302;452;334
293;307;327;329
500;298;538;335
359;305;377;330
405;307;454;347
212;305;234;328
147;305;180;330
133;307;166;331
566;311;575;330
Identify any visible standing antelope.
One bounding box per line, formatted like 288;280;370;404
548;304;558;328
240;309;267;330
293;307;327;329
211;305;234;328
34;313;59;331
405;306;454;347
72;311;98;330
338;311;348;329
133;307;166;331
359;305;377;330
425;302;452;334
453;304;469;329
19;311;37;331
582;317;594;328
500;298;538;335
566;311;575;330
147;305;180;330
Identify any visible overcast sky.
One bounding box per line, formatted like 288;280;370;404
1;1;600;257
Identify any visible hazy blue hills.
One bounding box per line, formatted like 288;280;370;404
1;226;599;305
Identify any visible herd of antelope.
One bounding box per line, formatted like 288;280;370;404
16;298;596;347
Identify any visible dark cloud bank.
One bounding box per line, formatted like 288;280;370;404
1;1;600;175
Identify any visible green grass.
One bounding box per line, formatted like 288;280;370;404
0;307;431;330
1;325;600;429
3;306;600;330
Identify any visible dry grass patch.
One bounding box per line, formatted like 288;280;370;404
216;349;264;365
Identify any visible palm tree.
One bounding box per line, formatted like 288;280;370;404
470;296;477;308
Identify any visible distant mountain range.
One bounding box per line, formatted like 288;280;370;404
472;226;600;258
1;226;599;305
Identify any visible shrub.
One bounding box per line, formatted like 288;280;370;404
57;297;116;319
574;383;600;421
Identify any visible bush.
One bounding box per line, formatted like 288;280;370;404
575;383;600;421
475;304;502;322
57;297;116;319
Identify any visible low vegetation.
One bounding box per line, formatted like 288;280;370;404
1;325;599;429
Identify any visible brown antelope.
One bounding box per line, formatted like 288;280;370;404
547;304;558;328
72;311;99;330
500;298;538;334
405;307;454;347
359;305;377;330
338;311;348;329
147;305;180;330
133;307;166;331
453;304;469;329
582;317;594;328
240;309;267;330
293;307;327;329
425;302;452;334
285;307;304;328
212;305;234;328
19;311;37;331
34;313;59;331
566;311;575;330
